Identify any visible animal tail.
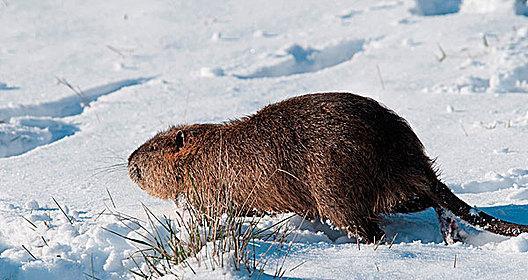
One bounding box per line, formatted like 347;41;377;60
430;180;528;236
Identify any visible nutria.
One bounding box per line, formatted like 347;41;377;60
128;92;528;243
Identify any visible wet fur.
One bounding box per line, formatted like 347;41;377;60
129;92;528;242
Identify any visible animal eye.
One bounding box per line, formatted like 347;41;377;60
175;130;185;149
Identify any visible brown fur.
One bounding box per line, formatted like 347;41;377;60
128;92;528;242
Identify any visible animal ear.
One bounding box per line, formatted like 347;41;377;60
175;130;185;149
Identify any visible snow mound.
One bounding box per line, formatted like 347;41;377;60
493;233;528;252
461;0;528;15
490;64;528;93
0;195;526;279
0;201;137;279
0;118;78;158
430;75;490;94
429;26;528;94
449;168;528;194
410;0;461;16
488;27;528;93
0;77;151;158
235;39;365;79
0;77;152;120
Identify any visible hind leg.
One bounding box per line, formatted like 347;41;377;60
391;197;466;244
355;217;385;243
435;207;465;244
314;195;384;243
394;198;465;244
332;212;384;244
309;159;386;243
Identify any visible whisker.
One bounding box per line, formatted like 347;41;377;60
103;147;128;161
106;169;128;175
88;168;128;182
91;163;127;172
91;167;127;177
89;162;128;180
100;156;127;162
89;151;131;183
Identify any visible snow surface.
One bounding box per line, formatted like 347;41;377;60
1;0;528;279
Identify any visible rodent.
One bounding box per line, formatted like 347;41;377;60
128;92;528;243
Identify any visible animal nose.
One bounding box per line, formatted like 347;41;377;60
128;163;142;182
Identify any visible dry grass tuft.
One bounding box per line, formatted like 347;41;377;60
105;181;297;279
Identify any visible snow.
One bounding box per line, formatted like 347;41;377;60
234;39;366;79
1;0;528;279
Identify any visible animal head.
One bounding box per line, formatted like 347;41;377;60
128;126;189;199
